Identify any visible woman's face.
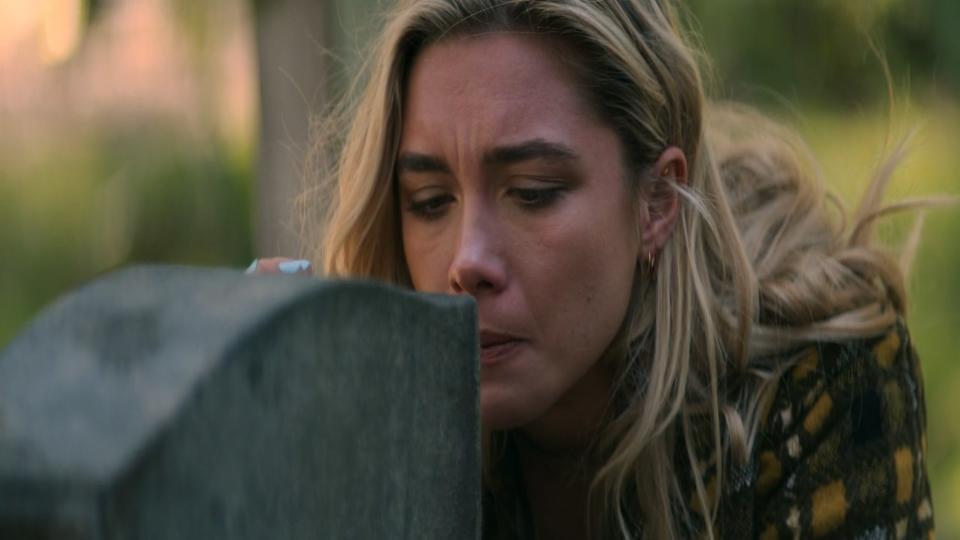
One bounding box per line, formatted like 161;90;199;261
398;33;643;434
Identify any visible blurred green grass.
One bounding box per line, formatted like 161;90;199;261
0;122;254;346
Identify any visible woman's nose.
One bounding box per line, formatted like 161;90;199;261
448;213;507;296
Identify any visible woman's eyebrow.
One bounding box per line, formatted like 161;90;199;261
484;139;579;166
396;139;578;175
396;153;450;174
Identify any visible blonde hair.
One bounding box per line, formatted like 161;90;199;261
301;0;942;537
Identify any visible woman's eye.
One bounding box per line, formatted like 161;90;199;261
407;194;454;220
511;187;565;208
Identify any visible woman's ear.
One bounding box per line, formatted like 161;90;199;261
640;146;687;259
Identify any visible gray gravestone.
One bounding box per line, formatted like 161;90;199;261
0;266;479;539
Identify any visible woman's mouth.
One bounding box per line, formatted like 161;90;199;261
479;330;524;366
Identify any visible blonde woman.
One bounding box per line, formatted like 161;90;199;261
253;0;935;537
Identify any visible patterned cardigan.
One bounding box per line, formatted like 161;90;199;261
703;320;935;539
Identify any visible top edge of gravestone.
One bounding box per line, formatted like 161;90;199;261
0;264;476;487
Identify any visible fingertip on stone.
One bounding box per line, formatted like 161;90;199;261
278;260;311;274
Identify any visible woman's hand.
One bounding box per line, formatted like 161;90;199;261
244;258;313;275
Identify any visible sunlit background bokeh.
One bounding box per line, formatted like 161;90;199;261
1;0;958;534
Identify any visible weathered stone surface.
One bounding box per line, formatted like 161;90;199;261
0;266;479;539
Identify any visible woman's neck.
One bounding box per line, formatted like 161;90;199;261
520;355;615;451
516;434;595;540
513;359;615;539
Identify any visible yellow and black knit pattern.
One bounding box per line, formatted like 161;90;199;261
708;320;935;539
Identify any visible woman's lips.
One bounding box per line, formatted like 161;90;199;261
479;330;524;366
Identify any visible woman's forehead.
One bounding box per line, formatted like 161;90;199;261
406;32;580;98
400;33;600;152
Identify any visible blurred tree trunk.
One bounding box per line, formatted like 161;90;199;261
253;0;329;258
253;0;380;259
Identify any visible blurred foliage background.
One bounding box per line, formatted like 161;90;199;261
1;0;958;533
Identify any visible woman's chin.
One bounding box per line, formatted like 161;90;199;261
480;388;543;432
481;412;520;432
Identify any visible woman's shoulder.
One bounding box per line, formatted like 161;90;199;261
745;319;933;538
758;319;923;455
760;319;921;446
